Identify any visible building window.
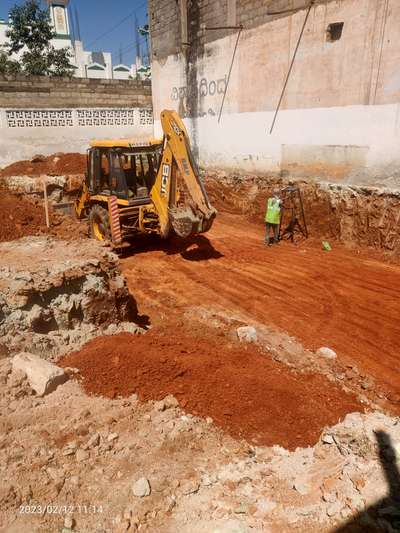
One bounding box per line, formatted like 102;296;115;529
326;22;344;42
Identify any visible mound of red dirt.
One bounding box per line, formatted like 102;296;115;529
60;328;363;449
0;192;46;242
0;153;86;178
0;191;86;242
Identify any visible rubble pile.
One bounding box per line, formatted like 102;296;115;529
0;237;141;357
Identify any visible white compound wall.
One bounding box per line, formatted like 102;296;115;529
0;107;154;166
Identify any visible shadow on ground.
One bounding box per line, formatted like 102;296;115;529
120;234;223;261
334;430;400;532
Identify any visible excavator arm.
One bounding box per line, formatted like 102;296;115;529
150;110;217;238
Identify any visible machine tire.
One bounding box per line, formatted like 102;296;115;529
89;204;111;242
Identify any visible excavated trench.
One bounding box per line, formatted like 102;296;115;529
205;171;400;255
1;159;399;449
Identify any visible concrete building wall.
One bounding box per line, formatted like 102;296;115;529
149;0;400;184
0;76;153;166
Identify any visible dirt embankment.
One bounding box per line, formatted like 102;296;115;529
60;328;363;450
0;191;86;242
0;153;86;178
205;172;400;254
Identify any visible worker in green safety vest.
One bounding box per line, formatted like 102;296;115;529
265;190;282;246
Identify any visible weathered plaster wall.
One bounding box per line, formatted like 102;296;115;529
149;0;400;185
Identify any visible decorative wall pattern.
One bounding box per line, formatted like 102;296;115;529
76;108;136;127
139;108;154;125
4;108;153;129
6;110;73;128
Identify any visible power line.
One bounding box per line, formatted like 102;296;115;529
86;0;147;49
111;34;148;59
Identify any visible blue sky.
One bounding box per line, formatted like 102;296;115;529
1;0;149;64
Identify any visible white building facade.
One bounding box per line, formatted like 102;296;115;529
0;0;141;80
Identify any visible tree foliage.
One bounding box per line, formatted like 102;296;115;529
0;49;22;75
2;0;73;77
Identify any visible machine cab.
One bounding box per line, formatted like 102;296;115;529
87;139;163;205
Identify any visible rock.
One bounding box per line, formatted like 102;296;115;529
76;449;89;462
163;394;179;408
322;434;335;444
322;491;337;503
326;501;343;517
180;480;200;495
85;433;100;449
316;347;337;360
31;154;46;163
132;477;151;497
254;498;277;516
64;515;74;529
11;352;68;396
237;326;257;343
64;367;80;376
234;503;248;514
107;433;119;442
154;400;167;412
63;448;75;456
7;368;26;388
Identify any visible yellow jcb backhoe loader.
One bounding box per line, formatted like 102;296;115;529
75;110;217;246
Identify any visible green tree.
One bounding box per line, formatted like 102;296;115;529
0;48;21;75
4;0;73;77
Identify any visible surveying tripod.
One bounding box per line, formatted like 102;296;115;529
278;186;308;242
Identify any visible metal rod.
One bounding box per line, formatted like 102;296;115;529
218;27;243;124
373;0;390;104
269;1;314;134
42;177;50;228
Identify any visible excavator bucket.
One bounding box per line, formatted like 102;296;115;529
168;205;216;238
169;207;200;238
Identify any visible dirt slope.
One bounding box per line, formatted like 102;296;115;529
121;212;400;401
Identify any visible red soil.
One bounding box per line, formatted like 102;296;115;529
121;212;400;403
0;191;86;242
60;329;363;449
0;192;46;242
0;153;86;178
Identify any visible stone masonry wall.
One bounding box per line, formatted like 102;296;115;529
0;75;152;109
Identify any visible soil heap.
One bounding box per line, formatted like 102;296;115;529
0;153;86;178
61;328;363;449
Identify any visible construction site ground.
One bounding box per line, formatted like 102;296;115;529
121;212;400;407
1;169;400;533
